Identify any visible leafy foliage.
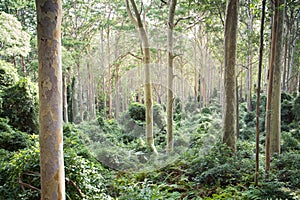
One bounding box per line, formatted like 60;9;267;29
0;60;19;89
0;78;38;133
0;11;31;57
293;94;300;121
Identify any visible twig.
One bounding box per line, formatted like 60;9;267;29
66;177;85;198
18;178;41;192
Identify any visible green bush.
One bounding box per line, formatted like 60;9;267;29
281;132;300;152
244;111;256;125
0;117;35;151
0;131;34;152
281;99;295;129
274;152;300;188
0;60;19;89
129;102;145;121
0;144;40;200
243;182;295;200
0;78;38;133
0;123;112;199
293;95;300;121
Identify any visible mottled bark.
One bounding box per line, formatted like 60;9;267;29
222;0;239;152
166;0;177;153
36;0;65;199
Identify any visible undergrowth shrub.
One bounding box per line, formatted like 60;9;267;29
0;60;19;89
274;152;300;189
0;118;35;151
293;95;300;122
0;123;112;199
0;78;38;133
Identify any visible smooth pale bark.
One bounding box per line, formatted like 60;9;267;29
246;0;254;111
71;77;77;122
166;0;177;153
63;75;68;123
126;0;157;154
107;27;112;119
255;0;266;186
193;32;198;110
100;28;107;117
223;0;239;152
77;62;83;122
265;0;284;173
288;33;298;93
36;0;65;199
282;13;289;91
287;8;298;93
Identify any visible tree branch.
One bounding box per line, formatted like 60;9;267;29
18;178;41;192
66;177;85;198
175;16;193;26
125;0;138;27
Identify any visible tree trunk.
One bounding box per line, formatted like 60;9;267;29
193;31;198;110
36;0;65;198
71;77;77;122
246;0;254;111
270;0;284;154
107;27;112;119
222;0;239;153
255;0;266;186
282;15;289;91
77;62;83;122
265;0;284;173
63;75;68;123
166;0;177;153
126;0;157;154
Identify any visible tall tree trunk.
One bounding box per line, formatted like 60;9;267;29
126;0;157;154
115;63;120;119
166;0;177;153
63;75;68;123
193;31;198;110
223;0;239;153
71;77;77;123
107;27;112;119
36;0;65;198
255;0;266;186
246;0;254;111
282;13;289;91
265;0;284;173
100;28;106;116
270;0;284;154
77;62;83;122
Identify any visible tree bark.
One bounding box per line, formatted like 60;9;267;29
36;0;65;199
223;0;239;153
265;0;284;173
255;0;266;186
77;62;83;122
126;0;157;154
246;0;254;111
63;75;68;123
166;0;177;153
107;27;112;119
270;0;284;154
